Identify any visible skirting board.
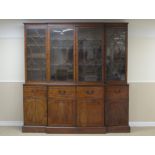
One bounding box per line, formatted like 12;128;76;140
0;121;155;127
129;122;155;127
0;121;23;126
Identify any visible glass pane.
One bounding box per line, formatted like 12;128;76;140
26;28;46;81
78;27;103;82
50;26;74;81
106;27;126;81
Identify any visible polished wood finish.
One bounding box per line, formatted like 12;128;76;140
77;86;104;127
46;127;106;133
106;85;129;102
105;85;129;126
22;126;46;133
24;97;35;125
106;126;130;133
77;99;104;127
48;86;75;98
24;86;47;97
48;86;76;126
48;98;75;126
23;22;129;133
23;86;47;126
77;87;103;98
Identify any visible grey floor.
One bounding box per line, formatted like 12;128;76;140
0;127;155;136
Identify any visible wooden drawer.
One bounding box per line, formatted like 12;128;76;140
77;87;103;99
106;85;128;102
24;86;47;97
48;86;75;98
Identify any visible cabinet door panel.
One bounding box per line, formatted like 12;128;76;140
105;85;129;126
105;25;127;83
24;97;47;126
77;87;103;98
35;97;47;125
77;99;104;127
48;98;75;126
105;100;128;126
26;25;47;81
50;25;74;81
77;26;103;82
24;97;35;125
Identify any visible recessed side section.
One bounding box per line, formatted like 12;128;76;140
25;24;47;82
105;24;127;84
23;85;47;126
105;85;129;127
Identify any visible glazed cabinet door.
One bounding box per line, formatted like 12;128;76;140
105;24;127;84
25;24;47;81
49;25;74;81
48;99;75;126
76;25;103;82
23;86;47;126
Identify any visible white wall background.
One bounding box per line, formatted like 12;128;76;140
0;20;24;82
128;20;155;82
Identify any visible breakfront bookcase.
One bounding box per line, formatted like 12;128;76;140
22;22;130;133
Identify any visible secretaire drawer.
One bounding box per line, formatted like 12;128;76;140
48;86;75;98
24;86;47;97
77;87;103;98
106;85;129;102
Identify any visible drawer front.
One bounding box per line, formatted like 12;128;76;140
24;86;47;97
48;86;75;98
77;87;103;98
106;85;128;102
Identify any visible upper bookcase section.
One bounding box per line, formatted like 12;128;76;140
24;23;128;85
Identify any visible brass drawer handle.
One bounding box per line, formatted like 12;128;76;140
86;90;94;95
58;90;66;95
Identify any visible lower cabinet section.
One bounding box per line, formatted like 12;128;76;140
23;84;130;133
48;98;75;126
77;99;104;127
